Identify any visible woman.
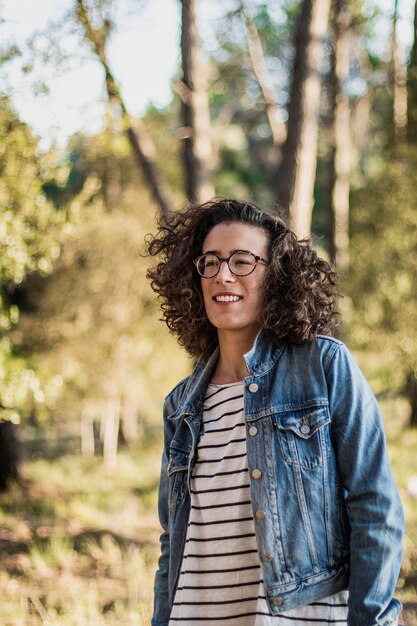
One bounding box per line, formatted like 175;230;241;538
147;198;404;626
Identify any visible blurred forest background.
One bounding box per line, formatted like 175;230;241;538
0;0;416;624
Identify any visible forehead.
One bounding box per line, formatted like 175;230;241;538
202;221;269;253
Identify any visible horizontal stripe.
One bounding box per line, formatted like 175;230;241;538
191;500;251;511
186;532;256;543
204;394;244;412
202;422;246;434
188;516;253;526
174;595;266;606
262;616;347;624
198;436;246;450
190;483;250;494
186;549;258;559
168;611;302;622
193;467;248;478
177;579;262;591
195;453;246;464
180;564;260;575
203;407;243;425
170;615;347;623
203;387;226;401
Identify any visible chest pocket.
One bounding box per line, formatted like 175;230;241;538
167;444;189;508
273;402;330;469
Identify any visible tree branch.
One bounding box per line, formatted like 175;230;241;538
75;0;172;219
239;1;287;146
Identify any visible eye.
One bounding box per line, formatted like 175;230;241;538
232;253;254;266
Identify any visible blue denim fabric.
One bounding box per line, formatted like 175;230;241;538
152;331;404;626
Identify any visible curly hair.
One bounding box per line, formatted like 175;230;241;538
146;198;340;358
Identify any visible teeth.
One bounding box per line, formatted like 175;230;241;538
215;295;241;302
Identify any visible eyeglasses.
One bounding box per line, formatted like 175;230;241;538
193;250;269;279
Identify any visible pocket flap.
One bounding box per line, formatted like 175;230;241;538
274;404;330;439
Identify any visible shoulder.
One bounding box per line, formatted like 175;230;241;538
287;334;346;361
315;335;359;373
284;335;357;378
316;334;344;347
314;336;372;397
316;334;345;364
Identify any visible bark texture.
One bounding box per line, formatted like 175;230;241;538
180;0;214;204
276;0;331;236
407;0;417;138
392;0;407;138
329;0;351;271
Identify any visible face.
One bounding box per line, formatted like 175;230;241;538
199;221;269;343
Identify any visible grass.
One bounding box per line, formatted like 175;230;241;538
0;434;161;626
0;402;416;625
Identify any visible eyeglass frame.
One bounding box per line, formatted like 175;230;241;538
193;250;269;278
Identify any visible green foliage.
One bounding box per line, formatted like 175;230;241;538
0;98;60;285
0;98;63;423
13;124;190;433
0;344;41;424
346;146;417;400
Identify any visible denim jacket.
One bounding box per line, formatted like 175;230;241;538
152;331;404;626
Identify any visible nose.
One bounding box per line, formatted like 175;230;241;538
215;259;235;282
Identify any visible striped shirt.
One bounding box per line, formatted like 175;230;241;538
169;381;349;625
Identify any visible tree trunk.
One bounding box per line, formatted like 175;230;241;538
180;0;215;204
120;397;139;445
351;91;371;172
239;2;287;146
80;402;95;456
102;393;121;469
406;371;417;428
102;145;122;211
392;0;407;139
407;0;417;139
329;0;351;272
75;0;172;219
276;0;331;236
0;421;19;491
101;335;130;464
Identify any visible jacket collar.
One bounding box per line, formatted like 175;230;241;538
169;329;284;422
244;328;284;376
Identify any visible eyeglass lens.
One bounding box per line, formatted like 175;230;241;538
197;252;256;277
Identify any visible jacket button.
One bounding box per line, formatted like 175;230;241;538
249;426;258;436
263;553;273;562
300;424;311;434
251;469;262;479
248;383;259;393
272;597;283;606
255;510;265;519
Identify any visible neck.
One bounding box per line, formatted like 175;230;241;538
211;328;259;384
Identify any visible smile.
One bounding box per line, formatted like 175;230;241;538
213;295;243;302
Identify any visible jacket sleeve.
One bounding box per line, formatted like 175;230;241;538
326;343;404;626
151;400;174;626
